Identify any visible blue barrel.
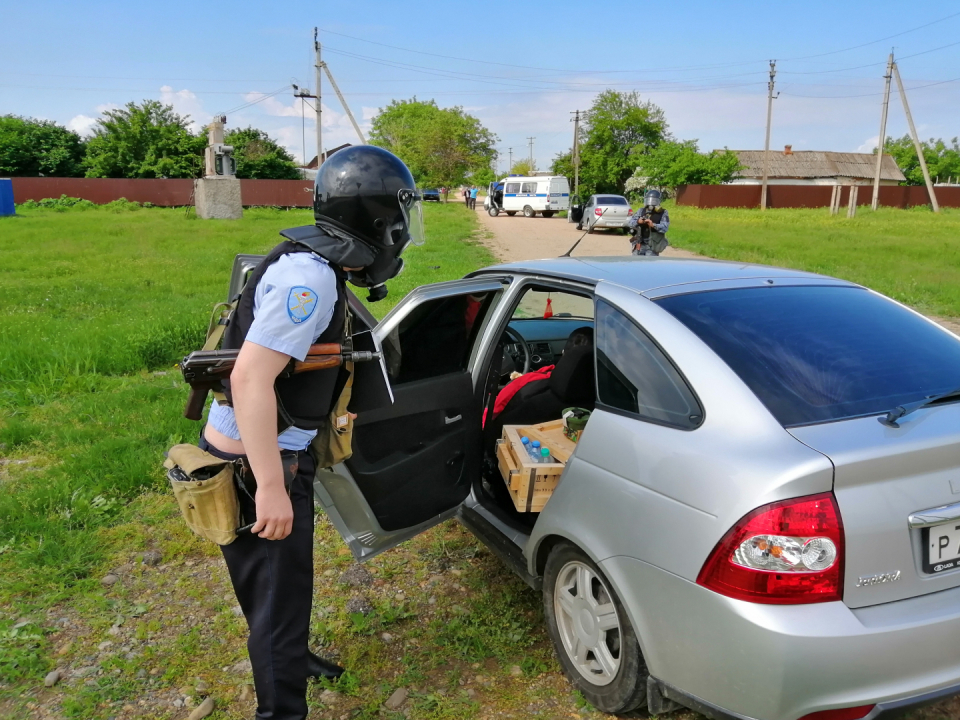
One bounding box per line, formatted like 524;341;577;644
0;179;14;216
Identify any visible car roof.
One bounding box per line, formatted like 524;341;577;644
469;256;854;296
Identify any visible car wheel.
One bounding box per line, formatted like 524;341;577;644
543;543;647;715
488;207;499;217
506;211;516;216
542;210;554;218
587;224;594;234
523;205;535;218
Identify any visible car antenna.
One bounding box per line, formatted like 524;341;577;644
560;206;608;258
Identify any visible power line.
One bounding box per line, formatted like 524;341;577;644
779;75;960;99
778;10;960;61
222;86;290;114
318;11;960;75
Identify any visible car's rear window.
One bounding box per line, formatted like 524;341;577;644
596;196;628;205
656;286;960;427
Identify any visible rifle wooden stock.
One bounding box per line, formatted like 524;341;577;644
180;342;376;420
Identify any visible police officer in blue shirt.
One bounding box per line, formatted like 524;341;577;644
200;145;424;720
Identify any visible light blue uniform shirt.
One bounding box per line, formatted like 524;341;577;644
208;252;338;451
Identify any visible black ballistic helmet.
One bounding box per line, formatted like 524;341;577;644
313;145;424;301
644;189;662;208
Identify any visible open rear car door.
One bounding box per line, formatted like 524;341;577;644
314;278;505;560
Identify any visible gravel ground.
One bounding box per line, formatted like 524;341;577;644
472;206;698;263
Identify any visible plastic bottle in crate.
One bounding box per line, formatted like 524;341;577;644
540;447;552;464
528;440;543;463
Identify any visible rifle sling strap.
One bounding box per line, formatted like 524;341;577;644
203;300;237;404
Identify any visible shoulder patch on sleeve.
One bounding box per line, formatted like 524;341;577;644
286;286;318;324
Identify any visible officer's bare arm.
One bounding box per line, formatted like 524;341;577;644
232;341;295;541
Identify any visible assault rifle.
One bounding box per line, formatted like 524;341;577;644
179;342;381;421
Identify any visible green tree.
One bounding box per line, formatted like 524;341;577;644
369;98;498;188
468;166;496;188
508;159;538;176
627;140;742;197
83;100;206;178
576;90;669;197
223;127;301;179
880;135;960;186
0;115;86;177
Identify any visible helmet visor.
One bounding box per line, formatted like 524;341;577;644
398;189;426;246
644;190;661;206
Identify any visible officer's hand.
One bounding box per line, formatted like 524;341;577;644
252;485;294;540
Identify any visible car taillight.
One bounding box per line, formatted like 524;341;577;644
594;207;603;216
697;493;844;604
628;208;633;214
797;705;875;720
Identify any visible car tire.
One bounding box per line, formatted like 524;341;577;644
542;210;554;218
543;543;648;715
506;211;517;217
523;205;535;218
587;224;594;234
488;207;499;217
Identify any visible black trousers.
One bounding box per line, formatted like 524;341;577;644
201;437;316;720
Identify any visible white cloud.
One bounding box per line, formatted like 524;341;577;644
160;85;209;132
856;135;880;153
67;114;98;137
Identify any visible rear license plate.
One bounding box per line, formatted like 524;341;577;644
923;522;960;574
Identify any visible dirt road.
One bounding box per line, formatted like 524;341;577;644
473;206;698;263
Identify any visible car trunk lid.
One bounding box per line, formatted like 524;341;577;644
789;403;960;608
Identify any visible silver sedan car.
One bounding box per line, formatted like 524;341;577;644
578;194;633;232
306;257;960;720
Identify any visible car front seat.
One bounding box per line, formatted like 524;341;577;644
490;344;596;440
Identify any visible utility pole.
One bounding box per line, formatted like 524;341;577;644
570;110;581;201
892;62;940;213
760;60;778;211
314;28;322;168
298;28;366;170
527;137;535;168
508;147;513;172
871;51;894;211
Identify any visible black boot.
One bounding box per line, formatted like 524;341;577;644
306;651;345;680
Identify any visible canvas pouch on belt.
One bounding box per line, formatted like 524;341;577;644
164;444;240;546
310;361;355;469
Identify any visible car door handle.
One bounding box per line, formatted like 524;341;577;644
444;414;462;425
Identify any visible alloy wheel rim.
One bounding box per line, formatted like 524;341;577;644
553;560;622;686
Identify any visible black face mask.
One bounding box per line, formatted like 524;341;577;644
345;221;411;302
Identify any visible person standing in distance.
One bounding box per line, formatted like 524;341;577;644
201;145;425;720
469;185;478;210
627;189;670;256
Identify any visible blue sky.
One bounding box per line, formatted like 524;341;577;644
3;0;959;171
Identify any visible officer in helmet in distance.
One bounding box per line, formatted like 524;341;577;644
626;189;669;256
200;145;423;720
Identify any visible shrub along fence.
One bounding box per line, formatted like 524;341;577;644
8;177;314;207
676;184;960;209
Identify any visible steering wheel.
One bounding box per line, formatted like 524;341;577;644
502;325;532;376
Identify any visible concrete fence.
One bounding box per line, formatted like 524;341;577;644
676;184;960;209
8;177;315;208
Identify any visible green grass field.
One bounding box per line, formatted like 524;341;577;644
667;204;960;319
1;201;958;719
0;202;492;608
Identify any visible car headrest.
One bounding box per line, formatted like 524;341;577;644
549;344;595;405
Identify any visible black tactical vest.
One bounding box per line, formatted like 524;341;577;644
222;238;348;432
638;207;666;239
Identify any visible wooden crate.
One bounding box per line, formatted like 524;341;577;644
496;424;568;512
